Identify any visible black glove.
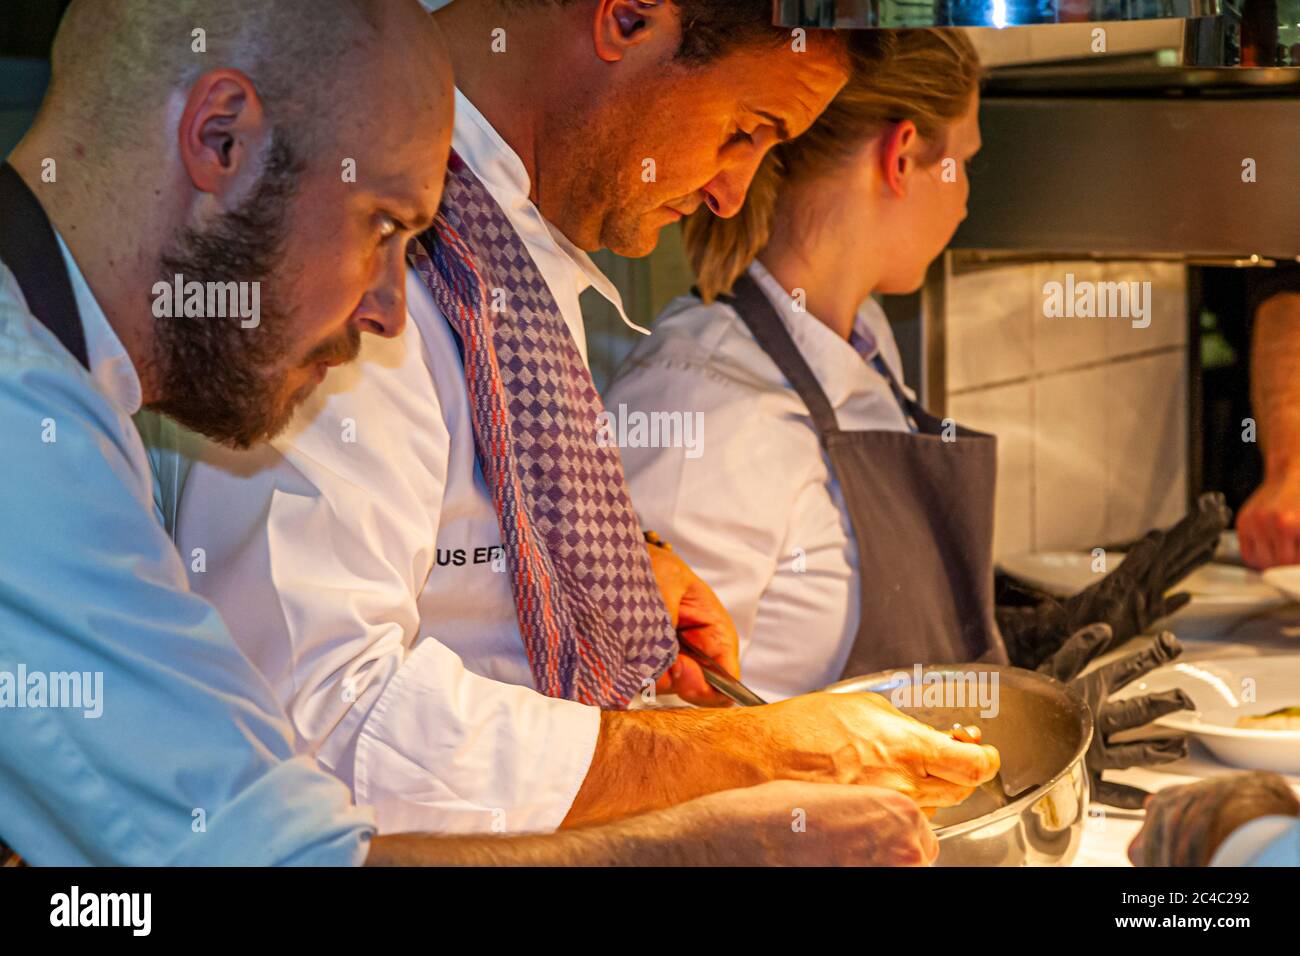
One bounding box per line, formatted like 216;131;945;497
999;492;1231;670
1037;625;1193;809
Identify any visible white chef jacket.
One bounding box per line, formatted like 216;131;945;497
156;89;649;835
606;261;913;702
0;234;372;865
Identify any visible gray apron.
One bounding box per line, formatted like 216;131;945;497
727;273;1008;677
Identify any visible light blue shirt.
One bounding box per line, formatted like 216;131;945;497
1211;814;1300;867
0;232;375;865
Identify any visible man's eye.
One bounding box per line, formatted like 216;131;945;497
378;215;399;240
727;128;756;148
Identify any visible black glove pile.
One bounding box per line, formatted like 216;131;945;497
997;492;1231;669
1035;625;1192;808
997;493;1232;808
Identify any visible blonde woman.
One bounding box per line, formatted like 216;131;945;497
607;30;1227;807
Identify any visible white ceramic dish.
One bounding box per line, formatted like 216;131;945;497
1216;530;1243;566
998;551;1287;641
999;551;1280;603
1111;655;1300;773
1262;565;1300;605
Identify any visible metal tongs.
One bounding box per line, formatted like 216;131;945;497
676;641;768;707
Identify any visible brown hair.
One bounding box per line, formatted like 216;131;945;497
501;0;799;64
685;29;982;302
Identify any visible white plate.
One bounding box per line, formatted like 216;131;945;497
998;551;1280;603
998;553;1285;641
1262;566;1300;604
1216;530;1243;566
1111;655;1300;773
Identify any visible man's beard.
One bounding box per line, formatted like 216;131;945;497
543;98;646;256
149;133;344;449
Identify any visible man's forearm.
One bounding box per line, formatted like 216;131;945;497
366;809;700;866
561;708;774;828
1251;292;1300;474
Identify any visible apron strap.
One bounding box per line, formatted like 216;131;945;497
724;272;842;440
0;162;89;370
867;352;920;433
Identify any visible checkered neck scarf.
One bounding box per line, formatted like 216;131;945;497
407;153;676;707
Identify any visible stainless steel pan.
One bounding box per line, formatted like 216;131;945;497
826;664;1094;867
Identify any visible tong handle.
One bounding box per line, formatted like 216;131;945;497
676;641;769;707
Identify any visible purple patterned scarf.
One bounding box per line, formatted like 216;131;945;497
407;152;677;707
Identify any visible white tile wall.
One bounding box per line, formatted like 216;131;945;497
948;383;1034;558
1035;364;1110;550
1106;261;1188;358
945;264;1035;392
1033;261;1110;375
946;260;1189;559
1104;350;1187;542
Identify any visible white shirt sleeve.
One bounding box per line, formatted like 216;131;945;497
173;272;598;835
0;276;373;866
1209;814;1300;867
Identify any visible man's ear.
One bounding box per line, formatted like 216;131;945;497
177;68;270;208
880;120;918;198
593;0;677;63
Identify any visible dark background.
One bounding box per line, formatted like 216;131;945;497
0;0;70;57
1;0;70;154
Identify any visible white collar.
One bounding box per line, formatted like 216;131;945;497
451;88;646;335
55;232;143;417
746;258;888;366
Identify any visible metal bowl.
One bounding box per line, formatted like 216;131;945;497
826;664;1094;867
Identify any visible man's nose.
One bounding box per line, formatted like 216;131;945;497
701;151;769;220
356;249;409;339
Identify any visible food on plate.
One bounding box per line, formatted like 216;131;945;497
1235;706;1300;730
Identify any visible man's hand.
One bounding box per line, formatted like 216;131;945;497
1242;290;1300;569
1237;468;1300;568
756;691;1001;809
644;539;740;707
1127;772;1300;867
657;780;940;866
563;688;999;828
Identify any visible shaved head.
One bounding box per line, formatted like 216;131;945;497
48;0;389;164
14;0;453;447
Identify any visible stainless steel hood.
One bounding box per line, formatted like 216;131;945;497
951;45;1300;259
953;92;1300;260
772;5;1300;258
775;0;1218;28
